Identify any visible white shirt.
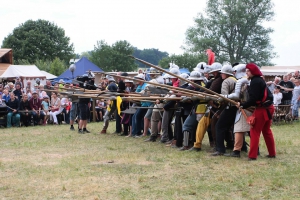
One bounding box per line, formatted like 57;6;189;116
273;93;282;106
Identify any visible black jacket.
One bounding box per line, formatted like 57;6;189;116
241;76;273;109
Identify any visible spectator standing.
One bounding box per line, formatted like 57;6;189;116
292;79;300;120
266;76;281;93
273;86;283;106
278;75;294;105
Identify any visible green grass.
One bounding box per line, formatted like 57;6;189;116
0;122;300;199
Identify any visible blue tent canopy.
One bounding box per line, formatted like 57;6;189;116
57;57;103;79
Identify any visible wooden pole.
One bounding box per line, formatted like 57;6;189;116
129;56;238;105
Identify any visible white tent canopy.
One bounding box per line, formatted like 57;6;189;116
0;65;47;86
41;70;57;79
0;65;46;78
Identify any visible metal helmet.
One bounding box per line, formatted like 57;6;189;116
235;64;247;79
180;73;189;80
188;71;203;81
210;62;222;73
163;73;171;79
169;63;179;70
220;65;234;76
194;62;207;73
106;75;115;82
203;65;212;74
169;68;181;78
148;67;161;74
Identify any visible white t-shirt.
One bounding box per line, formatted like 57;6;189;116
273;93;282;106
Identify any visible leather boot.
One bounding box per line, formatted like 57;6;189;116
144;135;157;142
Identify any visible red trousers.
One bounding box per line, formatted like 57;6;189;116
249;105;276;159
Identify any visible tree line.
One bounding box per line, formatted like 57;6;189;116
1;0;276;75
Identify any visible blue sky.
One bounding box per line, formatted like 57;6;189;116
1;0;300;66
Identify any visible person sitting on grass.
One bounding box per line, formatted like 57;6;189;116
6;93;20;128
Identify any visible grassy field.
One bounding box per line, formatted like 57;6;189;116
0;121;300;200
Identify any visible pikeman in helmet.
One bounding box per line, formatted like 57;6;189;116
178;70;206;150
188;62;223;152
210;64;237;156
142;67;164;138
223;64;252;157
159;65;181;143
100;75;118;134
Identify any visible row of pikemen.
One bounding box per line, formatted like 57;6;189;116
54;57;266;160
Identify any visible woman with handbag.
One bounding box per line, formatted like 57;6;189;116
236;63;276;160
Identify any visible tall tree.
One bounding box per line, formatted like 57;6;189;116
184;0;276;66
133;48;169;68
1;19;74;64
159;53;206;71
90;40;137;72
49;58;66;76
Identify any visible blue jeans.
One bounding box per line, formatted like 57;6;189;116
131;108;147;136
7;112;20;128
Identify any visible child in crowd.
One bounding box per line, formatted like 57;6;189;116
41;95;50;125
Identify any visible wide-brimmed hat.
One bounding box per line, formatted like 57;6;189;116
59;79;65;84
188;71;203;80
124;79;133;83
134;74;145;80
220;65;234;76
209;62;222;73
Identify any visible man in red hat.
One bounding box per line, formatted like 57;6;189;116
236;63;276;160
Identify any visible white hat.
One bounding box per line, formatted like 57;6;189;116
106;75;115;82
188;71;203;80
235;64;246;79
124;79;133;83
134;74;145;80
59;79;64;84
220;65;234;76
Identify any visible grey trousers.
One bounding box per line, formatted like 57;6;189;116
161;110;174;141
150;111;162;137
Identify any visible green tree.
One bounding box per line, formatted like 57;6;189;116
184;0;276;66
159;53;206;71
133;48;169;68
1;19;74;64
49;58;66;76
90;40;137;72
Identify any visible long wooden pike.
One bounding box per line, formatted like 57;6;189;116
128;56;238;105
100;72;208;98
